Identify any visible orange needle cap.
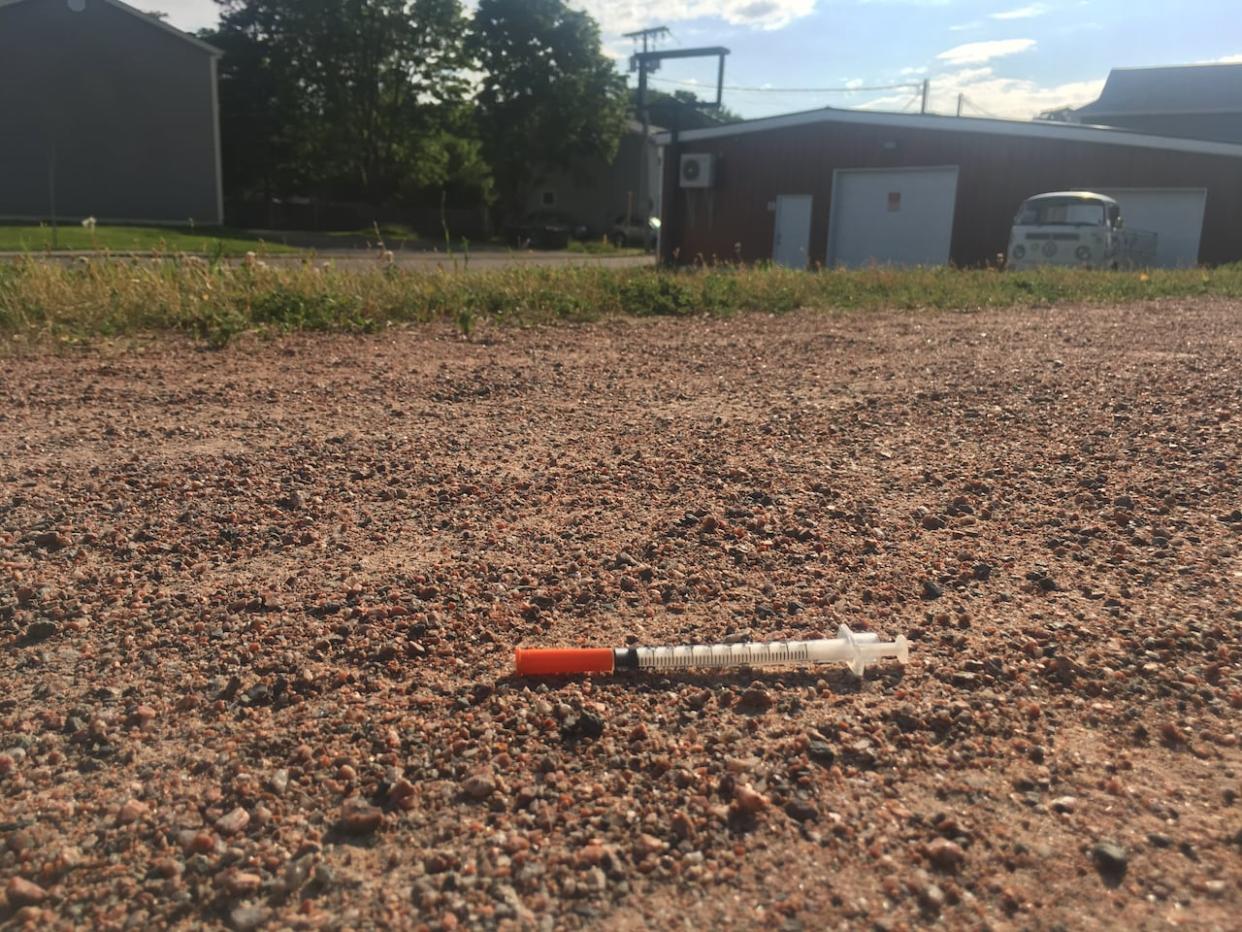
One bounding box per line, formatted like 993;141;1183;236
514;647;615;676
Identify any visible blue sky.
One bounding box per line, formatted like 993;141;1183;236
158;0;1242;119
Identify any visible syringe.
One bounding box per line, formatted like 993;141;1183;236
515;624;909;679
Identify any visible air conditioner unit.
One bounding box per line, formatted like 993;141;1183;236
680;153;716;189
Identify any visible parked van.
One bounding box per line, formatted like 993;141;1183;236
1008;192;1156;270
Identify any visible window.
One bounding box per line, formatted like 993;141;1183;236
1016;199;1106;226
540;190;556;207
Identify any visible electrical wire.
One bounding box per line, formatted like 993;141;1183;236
959;95;1006;120
648;76;922;94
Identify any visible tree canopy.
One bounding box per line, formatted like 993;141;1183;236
639;89;743;131
209;0;488;206
466;0;628;221
206;0;652;222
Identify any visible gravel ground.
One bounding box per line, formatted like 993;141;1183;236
1;299;1240;931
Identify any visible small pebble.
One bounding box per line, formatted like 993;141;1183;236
1091;841;1128;879
733;783;768;815
736;687;773;712
925;838;965;871
115;798;149;825
461;774;496;801
338;799;384;835
216;807;250;836
6;877;47;907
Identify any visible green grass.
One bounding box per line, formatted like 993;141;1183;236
565;238;644;256
0;223;298;256
1;257;1239;351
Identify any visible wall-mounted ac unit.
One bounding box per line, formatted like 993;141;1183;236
680;153;716;189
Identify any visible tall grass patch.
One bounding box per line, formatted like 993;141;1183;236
2;256;1239;349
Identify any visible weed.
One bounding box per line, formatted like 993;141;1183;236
2;258;1240;350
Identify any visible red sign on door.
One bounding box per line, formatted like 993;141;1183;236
887;192;902;212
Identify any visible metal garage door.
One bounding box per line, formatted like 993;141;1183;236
827;166;959;267
1095;188;1207;268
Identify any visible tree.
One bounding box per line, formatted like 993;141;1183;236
467;0;627;222
639;89;743;132
208;0;487;207
1036;106;1079;123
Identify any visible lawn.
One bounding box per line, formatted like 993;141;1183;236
0;223;299;256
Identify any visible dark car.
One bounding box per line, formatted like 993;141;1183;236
607;215;660;251
509;211;589;250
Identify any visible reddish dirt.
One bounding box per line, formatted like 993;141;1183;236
1;300;1240;930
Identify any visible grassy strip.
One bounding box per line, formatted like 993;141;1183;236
0;224;299;256
2;256;1240;350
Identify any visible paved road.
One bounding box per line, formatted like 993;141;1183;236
0;249;656;271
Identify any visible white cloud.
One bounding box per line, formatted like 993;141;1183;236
989;3;1051;20
937;38;1036;65
932;67;1105;118
949;21;982;31
574;0;816;34
1200;53;1242;63
156;0;817;36
848;65;1105;120
146;1;220;32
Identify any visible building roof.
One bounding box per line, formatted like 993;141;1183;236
1076;63;1242;116
1023;191;1118;205
625;119;666;137
0;0;222;56
654;105;1242;160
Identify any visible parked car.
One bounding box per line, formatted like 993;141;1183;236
1007;191;1156;270
509;211;589;250
607;215;660;251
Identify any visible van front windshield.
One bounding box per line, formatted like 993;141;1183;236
1016;199;1107;226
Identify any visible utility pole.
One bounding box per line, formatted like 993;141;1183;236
625;31;729;266
624;26;671;227
956;93;964;117
47;141;58;250
629;45;730;266
921;79;930;115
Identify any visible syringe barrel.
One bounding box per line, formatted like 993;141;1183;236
626;641;816;671
624;632;890;672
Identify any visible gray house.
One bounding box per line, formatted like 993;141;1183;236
0;0;223;225
524;122;662;237
1071;63;1242;145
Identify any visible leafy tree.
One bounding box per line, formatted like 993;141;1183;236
639;88;743;131
1036;106;1079;123
467;0;627;222
208;0;487;206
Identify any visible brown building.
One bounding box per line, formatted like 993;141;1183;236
657;108;1242;268
0;0;223;225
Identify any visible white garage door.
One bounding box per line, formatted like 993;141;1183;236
827;166;959;267
1096;188;1207;268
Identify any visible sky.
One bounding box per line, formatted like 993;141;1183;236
154;0;1242;120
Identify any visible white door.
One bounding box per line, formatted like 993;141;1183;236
1096;188;1206;268
827;166;959;267
773;195;813;268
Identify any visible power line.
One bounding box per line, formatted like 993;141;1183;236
958;94;1006;120
648;76;921;94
